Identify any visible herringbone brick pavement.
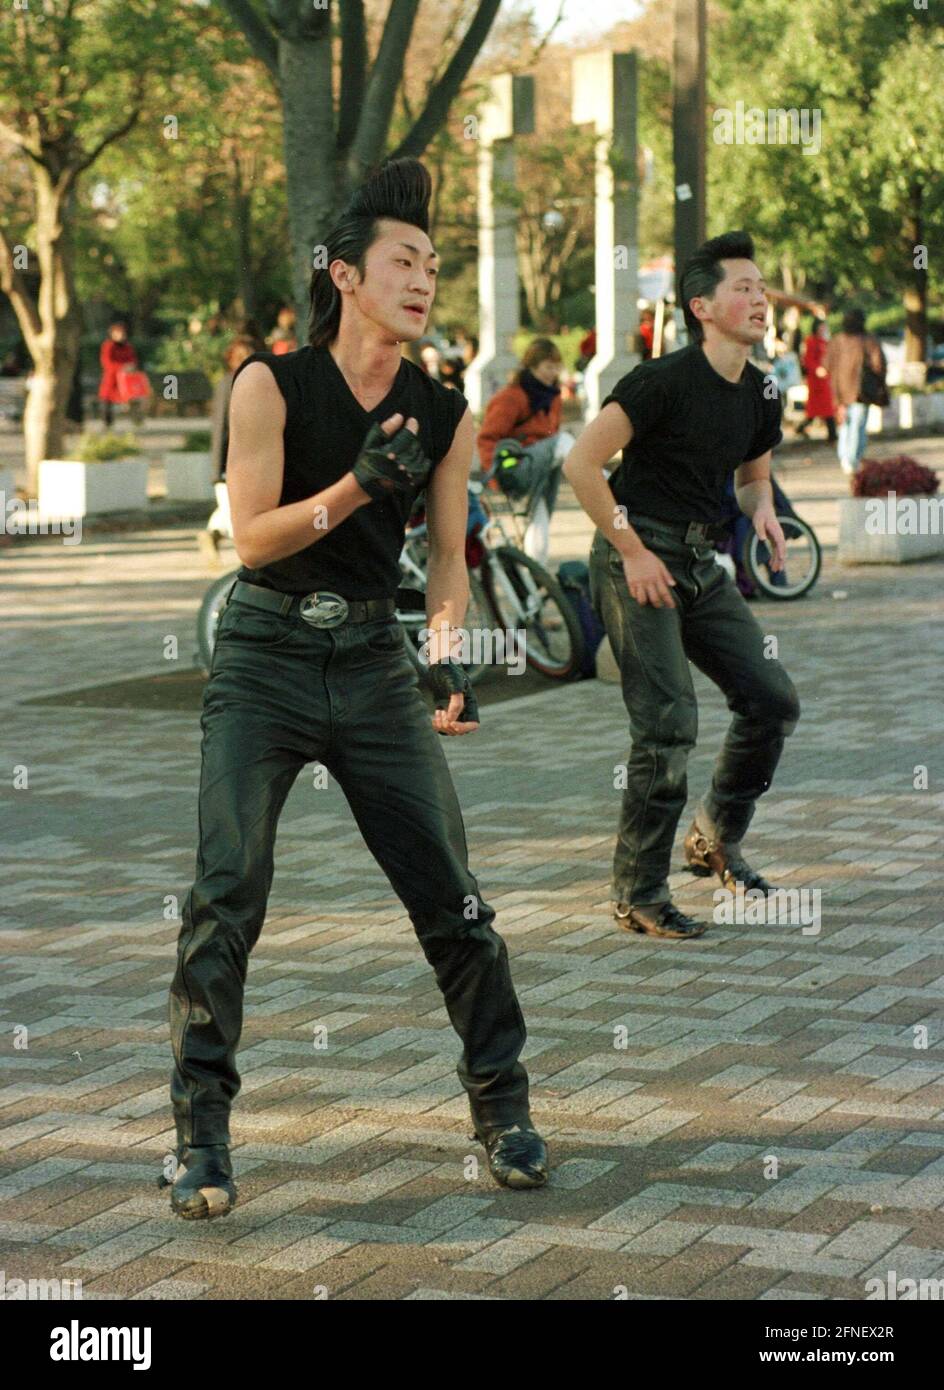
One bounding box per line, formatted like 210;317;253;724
2;460;943;1300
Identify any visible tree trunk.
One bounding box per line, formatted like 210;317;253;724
902;181;927;365
134;280;164;338
20;173;83;494
233;154;257;320
278;16;338;339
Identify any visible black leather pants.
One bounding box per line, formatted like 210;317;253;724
589;524;801;907
169;597;530;1146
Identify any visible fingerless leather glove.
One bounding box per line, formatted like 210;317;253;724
426;659;480;728
352;421;432;501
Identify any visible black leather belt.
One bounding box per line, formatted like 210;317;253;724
226;579;396;629
629;514;729;545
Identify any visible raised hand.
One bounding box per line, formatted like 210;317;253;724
351;413;432;501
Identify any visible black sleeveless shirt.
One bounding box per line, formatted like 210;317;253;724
229;345;468;600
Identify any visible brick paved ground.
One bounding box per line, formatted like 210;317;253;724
1;440;943;1301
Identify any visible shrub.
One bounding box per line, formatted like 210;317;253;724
852;455;940;498
149;325;229;385
890;379;944;395
76;432;142;462
176;430;211;451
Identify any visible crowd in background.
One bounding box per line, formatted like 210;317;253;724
766;306;889;474
0;292;902;487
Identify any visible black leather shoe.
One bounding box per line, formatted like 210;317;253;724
683;821;775;894
475;1122;548;1189
158;1143;237;1220
615;900;708;939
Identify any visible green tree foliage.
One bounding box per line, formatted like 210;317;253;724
709;0;942;355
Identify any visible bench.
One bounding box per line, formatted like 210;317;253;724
82;370;214;420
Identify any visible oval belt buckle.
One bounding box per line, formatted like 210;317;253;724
299;591;349;628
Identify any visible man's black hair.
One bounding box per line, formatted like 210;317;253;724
841;306;866;335
308;158;433;349
679;230;756;344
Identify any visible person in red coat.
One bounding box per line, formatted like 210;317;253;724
796;316;836;441
267;305;298;355
638;308;655;359
98;321;139;427
577;327;596;369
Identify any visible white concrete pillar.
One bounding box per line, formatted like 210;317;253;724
463;73;534;415
572;51;640;416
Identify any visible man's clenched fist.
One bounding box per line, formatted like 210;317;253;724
352;414;432;501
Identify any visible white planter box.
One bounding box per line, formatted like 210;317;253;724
869;401;896;433
910;394;934;428
838;495;944;564
892;393;935;430
164;451;215;500
38;457;149;518
0;466;16;540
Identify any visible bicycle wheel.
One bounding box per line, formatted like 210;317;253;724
483;546;584;679
743;515;821;600
196;569;239;674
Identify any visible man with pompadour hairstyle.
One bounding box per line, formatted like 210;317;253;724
163;158;547;1218
565;230;801;941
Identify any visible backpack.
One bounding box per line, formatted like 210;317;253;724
557;560;605;678
490;393;541;497
493;439;535;498
860;338;889;408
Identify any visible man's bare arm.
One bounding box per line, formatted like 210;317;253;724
226;361;370;570
735;451;785;570
561;403;638;550
422;408;480;735
562;402;677;608
424;406;473;656
734;452;775;517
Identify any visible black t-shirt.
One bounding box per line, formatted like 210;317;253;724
229;345;468;600
600;344;783;523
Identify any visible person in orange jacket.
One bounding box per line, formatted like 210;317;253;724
477;337;575;563
98;321;139;427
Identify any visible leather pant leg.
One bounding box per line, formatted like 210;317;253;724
170;604;531;1147
323;627;531;1134
680;557;801;845
589;530;699;906
589;525;800;900
169;604;327;1146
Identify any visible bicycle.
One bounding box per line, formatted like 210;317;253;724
196;568;240;674
397;480;583;682
395;491;495;685
194;481;584;681
716;472;821;601
193;496;504;682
